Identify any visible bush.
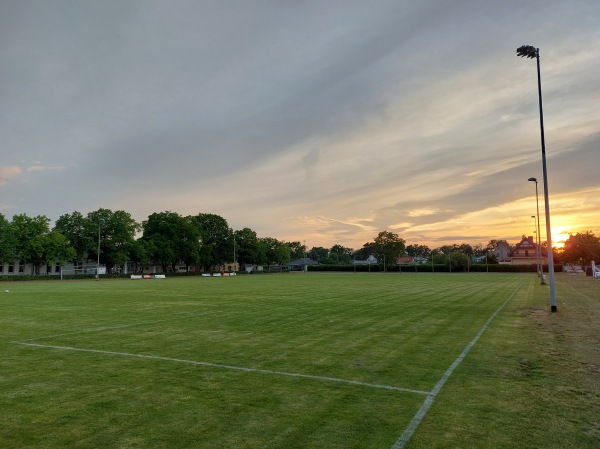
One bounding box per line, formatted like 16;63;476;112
306;264;562;273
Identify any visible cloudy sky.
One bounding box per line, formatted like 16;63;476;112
1;0;599;250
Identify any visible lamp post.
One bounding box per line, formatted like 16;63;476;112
517;45;557;312
531;214;543;282
531;215;540;278
96;219;104;280
231;228;236;272
528;177;544;284
303;240;307;273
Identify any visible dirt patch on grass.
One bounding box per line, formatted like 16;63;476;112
521;307;546;316
521;307;555;333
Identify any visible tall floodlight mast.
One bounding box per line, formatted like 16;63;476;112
517;45;557;312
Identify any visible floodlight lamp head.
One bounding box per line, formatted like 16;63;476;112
517;45;538;59
528;177;537;182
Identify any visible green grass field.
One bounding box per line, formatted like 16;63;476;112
1;273;599;448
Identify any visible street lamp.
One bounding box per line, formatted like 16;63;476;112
96;219;104;280
531;215;541;280
528;177;544;284
518;45;557;312
231;228;236;272
303;240;307;273
531;214;543;282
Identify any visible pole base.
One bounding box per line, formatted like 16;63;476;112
551;305;557;313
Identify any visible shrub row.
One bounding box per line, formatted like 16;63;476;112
307;264;562;273
0;264;563;282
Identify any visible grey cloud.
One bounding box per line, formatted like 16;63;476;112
2;0;599;247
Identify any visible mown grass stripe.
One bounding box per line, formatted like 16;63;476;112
391;279;527;449
14;341;430;395
14;311;208;343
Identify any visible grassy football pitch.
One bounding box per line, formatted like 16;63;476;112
1;272;599;448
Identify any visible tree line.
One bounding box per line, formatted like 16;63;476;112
1;209;599;274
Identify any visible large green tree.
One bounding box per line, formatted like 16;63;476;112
180;216;202;271
432;251;450;265
288;241;307;260
234;228;263;266
0;213;17;263
457;243;474;257
11;214;75;274
449;251;470;271
127;239;149;274
473;244;499;265
87;209;140;273
260;237;291;265
372;231;406;270
432;249;472;271
561;231;600;265
406;244;431;259
308;246;328;262
328;244;353;265
54;211;92;263
142;211;200;272
190;213;231;271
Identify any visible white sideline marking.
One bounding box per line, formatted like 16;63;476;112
391;283;523;449
14;342;429;395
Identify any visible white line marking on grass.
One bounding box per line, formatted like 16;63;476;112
391;282;524;449
14;342;430;395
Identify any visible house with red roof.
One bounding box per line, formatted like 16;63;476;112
510;236;547;265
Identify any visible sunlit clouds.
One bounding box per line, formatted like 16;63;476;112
0;166;22;186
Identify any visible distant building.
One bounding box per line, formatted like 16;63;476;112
0;260;98;276
510;236;547;265
244;264;264;273
352;255;377;265
2;261;53;275
211;262;240;273
494;240;512;264
472;255;487;263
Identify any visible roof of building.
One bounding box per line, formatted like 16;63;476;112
510;236;546;257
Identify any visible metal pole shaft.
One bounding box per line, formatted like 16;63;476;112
96;221;101;280
532;215;539;276
535;183;544;284
536;51;557;312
